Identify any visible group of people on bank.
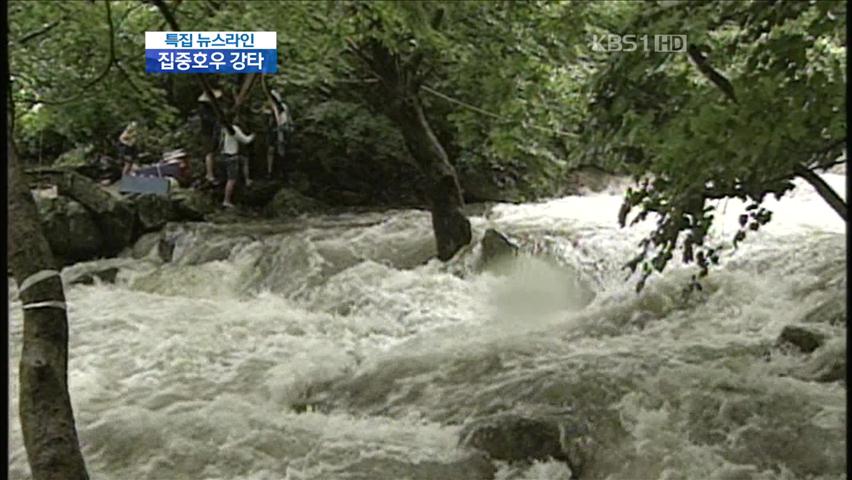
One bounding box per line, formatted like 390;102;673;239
116;80;293;208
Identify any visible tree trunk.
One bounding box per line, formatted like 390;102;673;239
8;138;90;480
355;35;472;260
386;95;472;260
794;163;847;221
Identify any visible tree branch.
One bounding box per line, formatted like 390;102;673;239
148;0;234;135
17;18;66;44
793;163;847;221
687;44;739;104
24;0;116;106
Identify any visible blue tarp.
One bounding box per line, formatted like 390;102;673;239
118;175;170;196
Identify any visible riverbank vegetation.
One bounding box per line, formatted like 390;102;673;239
11;0;845;277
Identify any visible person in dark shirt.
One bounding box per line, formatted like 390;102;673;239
265;89;293;178
198;89;223;183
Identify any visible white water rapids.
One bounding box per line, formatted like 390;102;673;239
9;174;846;480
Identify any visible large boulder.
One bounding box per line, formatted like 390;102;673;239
264;187;328;218
171;188;219;220
459;412;591;478
134;193;181;232
30;170;136;255
480;228;519;268
35;195;104;264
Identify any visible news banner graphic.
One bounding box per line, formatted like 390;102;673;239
145;31;277;74
589;34;687;53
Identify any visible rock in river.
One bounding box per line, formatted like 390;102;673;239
459;412;591;478
480;228;518;268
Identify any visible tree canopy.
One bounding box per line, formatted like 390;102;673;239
583;0;846;290
8;0;847;288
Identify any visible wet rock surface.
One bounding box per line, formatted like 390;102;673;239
480;228;518;268
459;412;591;478
134;194;180;232
68;267;119;285
777;325;828;353
264;187;329;218
36;195;104;264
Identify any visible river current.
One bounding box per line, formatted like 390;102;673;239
9;174;846;480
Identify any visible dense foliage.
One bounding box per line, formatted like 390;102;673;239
8;0;847;286
583;0;846;290
10;0;597;199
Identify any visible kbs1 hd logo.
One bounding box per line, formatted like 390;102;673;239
145;31;278;74
590;34;687;53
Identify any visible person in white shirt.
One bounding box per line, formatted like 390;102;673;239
219;120;255;208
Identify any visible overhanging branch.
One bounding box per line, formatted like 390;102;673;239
793;163;847;221
687;44;739;105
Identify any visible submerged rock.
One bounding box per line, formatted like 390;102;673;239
157;236;176;263
480;228;518;268
777;325;828;353
68;267;119;285
812;355;846;383
337;451;495;480
459;412;591;478
795;339;846;384
130;232;164;259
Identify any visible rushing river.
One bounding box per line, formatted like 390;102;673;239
9;174;846;480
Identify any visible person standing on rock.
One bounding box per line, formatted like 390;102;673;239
198;89;224;184
118;121;139;176
219;114;255;209
265;89;293;179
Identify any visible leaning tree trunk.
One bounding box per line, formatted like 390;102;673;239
8;138;90;480
355;36;472;260
386;96;472;260
794;163;847;221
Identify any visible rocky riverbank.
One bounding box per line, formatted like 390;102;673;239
28;168;332;265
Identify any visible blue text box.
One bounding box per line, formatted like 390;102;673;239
145;49;278;74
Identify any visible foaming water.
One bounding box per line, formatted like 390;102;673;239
8;175;846;479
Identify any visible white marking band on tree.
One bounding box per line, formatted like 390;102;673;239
22;301;67;311
18;270;61;294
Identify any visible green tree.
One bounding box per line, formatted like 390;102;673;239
585;0;846;291
157;0;592;258
9;0;181;160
